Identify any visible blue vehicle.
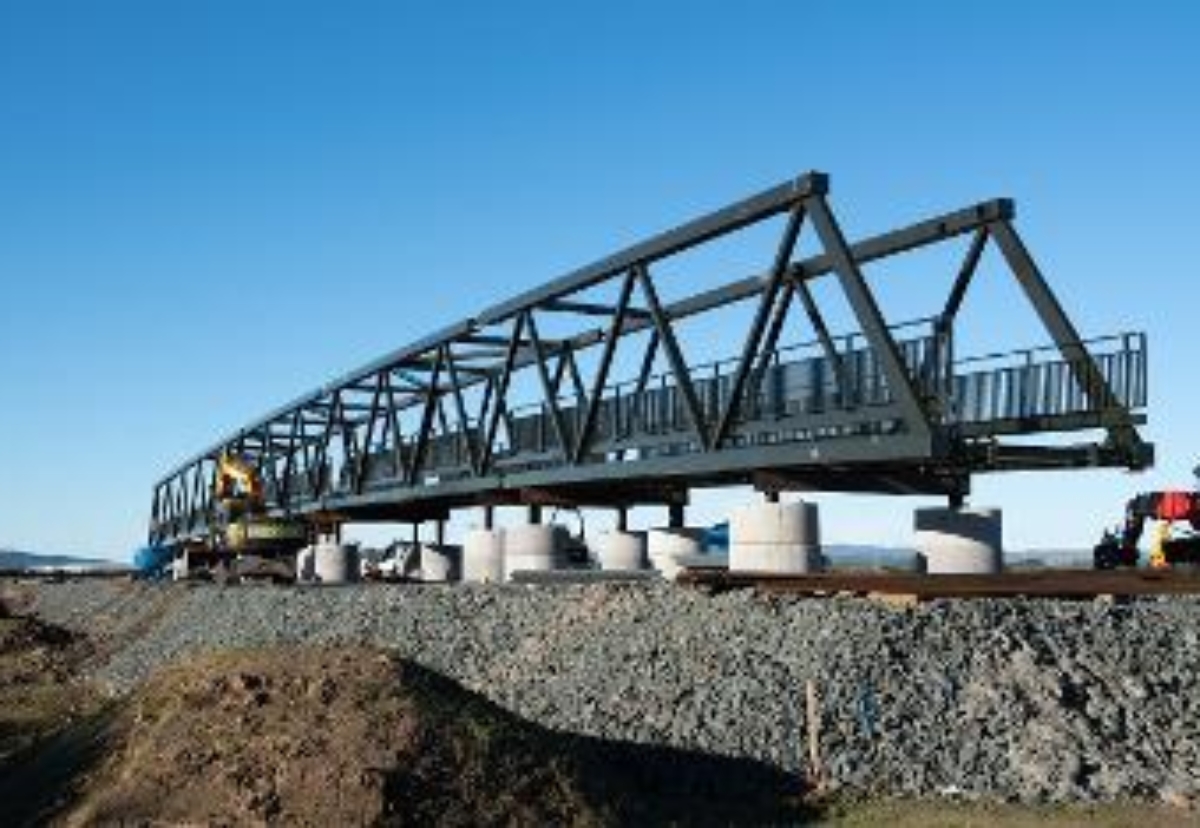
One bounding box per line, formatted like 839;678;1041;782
703;522;729;553
132;544;174;580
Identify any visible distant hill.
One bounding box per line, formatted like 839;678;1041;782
0;548;119;570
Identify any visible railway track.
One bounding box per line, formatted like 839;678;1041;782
677;568;1200;599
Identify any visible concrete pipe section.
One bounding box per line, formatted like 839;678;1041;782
595;531;647;572
419;544;461;583
647;527;705;580
729;501;822;573
172;551;190;582
503;524;562;582
462;529;505;584
295;545;316;582
914;507;1004;574
314;540;360;584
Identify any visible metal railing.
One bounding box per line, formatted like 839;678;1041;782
281;327;1148;498
950;332;1147;425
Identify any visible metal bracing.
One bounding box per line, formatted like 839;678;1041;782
635;263;711;450
573;269;636;464
987;222;1143;441
149;172;1152;545
806;196;933;440
712;203;807;448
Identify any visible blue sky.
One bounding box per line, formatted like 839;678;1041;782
1;1;1197;557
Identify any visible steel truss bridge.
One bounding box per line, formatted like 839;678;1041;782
150;171;1151;546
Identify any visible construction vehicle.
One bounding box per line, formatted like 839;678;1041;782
174;453;308;582
1094;470;1200;569
132;544;174;579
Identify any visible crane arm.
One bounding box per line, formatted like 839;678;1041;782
215;453;264;506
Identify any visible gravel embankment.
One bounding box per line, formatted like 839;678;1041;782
19;579;1200;803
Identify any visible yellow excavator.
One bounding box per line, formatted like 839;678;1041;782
214;452;264;506
188;453;308;581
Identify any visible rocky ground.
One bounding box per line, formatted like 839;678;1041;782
7;578;1200;812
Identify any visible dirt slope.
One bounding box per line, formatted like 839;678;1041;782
0;609;97;768
60;646;805;826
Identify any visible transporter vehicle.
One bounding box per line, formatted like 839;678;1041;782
1094;470;1200;569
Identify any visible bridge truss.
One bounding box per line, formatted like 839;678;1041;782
150;172;1151;545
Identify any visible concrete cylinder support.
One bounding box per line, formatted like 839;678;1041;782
503;524;560;582
172;550;190;582
295;545;316;582
595;531;647;571
728;501;821;573
914;507;1003;574
462;529;505;584
647;527;704;580
314;540;360;584
420;544;460;583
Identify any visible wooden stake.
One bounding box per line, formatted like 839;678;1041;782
805;679;826;792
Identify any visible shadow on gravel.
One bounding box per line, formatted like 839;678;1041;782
0;707;116;828
393;662;820;826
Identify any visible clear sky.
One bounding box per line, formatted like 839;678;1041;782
1;1;1198;558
